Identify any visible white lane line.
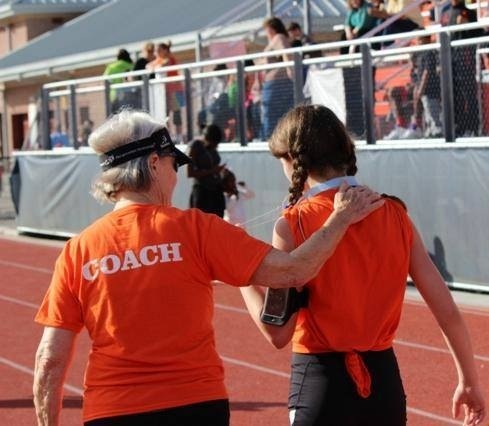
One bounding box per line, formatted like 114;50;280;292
0;294;39;309
214;303;248;314
406;407;461;425
221;356;290;378
2;294;489;365
0;294;466;424
221;355;461;424
394;339;489;363
2;254;488;319
213;303;489;364
0;356;83;395
404;299;489;318
0;259;52;274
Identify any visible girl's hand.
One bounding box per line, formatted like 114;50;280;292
453;383;486;425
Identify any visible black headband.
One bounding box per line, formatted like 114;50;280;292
99;128;191;171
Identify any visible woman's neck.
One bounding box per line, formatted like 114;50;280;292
114;190;171;210
305;170;346;190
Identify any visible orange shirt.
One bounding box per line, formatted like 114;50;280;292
147;54;183;93
35;204;271;421
284;190;412;354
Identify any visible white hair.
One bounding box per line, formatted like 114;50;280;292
89;110;164;203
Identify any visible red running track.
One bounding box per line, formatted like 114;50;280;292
0;237;488;426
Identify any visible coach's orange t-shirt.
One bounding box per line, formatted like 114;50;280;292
283;189;413;396
35;204;271;421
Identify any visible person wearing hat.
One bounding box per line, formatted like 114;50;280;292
32;110;383;426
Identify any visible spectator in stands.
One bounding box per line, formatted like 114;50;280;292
384;86;412;139
49;120;70;148
249;62;264;140
78;119;94;147
103;49;134;113
127;43;155;109
399;49;425;139
287;21;321;84
370;0;423;39
344;0;378;42
413;35;442;138
187;124;226;217
288;21;314;49
202;64;234;140
33;109;380;426
147;42;184;142
262;17;294;139
225;59;257;141
133;42;155;75
448;0;483;137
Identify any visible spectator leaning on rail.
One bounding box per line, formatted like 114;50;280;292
103;49;134;113
261;17;294;139
447;0;483;137
133;41;155;76
147;42;184;142
32;110;382;426
411;34;442;138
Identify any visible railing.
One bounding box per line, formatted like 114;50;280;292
38;20;489;149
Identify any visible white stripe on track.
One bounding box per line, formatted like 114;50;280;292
0;294;39;309
221;355;461;424
214;303;248;314
0;293;467;424
404;299;489;317
221;356;290;378
0;259;52;274
213;304;489;362
0;356;83;395
2;293;488;364
406;407;461;425
394;339;489;363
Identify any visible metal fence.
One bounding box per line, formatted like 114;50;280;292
39;20;489;148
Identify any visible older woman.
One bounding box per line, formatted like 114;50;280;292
33;110;382;426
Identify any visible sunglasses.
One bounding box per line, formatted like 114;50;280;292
160;153;179;173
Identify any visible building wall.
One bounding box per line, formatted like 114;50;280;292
5;84;38;151
25;15;73;41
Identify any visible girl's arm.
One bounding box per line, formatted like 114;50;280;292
240;216;298;348
409;223;486;425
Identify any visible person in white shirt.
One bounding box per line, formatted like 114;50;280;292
221;169;255;228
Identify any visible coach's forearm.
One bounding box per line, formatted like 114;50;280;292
33;353;65;426
33;328;76;426
250;211;349;288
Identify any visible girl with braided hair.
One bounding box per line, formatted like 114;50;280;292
240;105;485;426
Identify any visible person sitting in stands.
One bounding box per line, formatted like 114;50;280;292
370;0;423;40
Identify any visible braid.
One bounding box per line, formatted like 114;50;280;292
288;108;312;205
289;153;309;205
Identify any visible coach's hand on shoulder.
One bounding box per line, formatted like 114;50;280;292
453;382;486;426
333;181;384;224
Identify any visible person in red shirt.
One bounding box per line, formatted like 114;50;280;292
32;110;383;426
146;42;184;141
240;105;486;426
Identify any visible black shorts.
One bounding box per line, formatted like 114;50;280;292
84;399;229;426
289;348;406;426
